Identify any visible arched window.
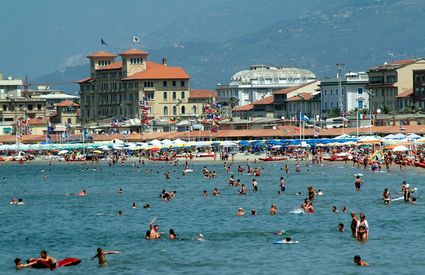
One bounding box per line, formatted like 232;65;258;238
192;105;197;114
173;106;177;116
163;92;167;100
173;92;176;100
163;106;168;116
181;106;186;114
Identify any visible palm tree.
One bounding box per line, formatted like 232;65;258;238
378;105;392;115
327;107;343;118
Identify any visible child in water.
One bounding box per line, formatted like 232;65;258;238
91;248;120;265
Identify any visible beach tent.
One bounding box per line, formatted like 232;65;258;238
149;139;162;146
161;139;173;146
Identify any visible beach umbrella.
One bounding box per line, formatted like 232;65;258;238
407;133;421;141
93;150;103;154
392;145;409;152
58;150;69;155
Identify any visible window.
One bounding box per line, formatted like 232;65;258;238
163;92;168;100
358;100;363;109
336;89;338;96
181;91;185;99
173;106;177;115
145;92;154;100
67;118;72;124
192;105;197;114
358;88;363;94
37;105;42;110
163;106;168;116
331;102;334;108
330;90;332;96
181;106;185;114
180;80;185;87
172;80;176;87
163;81;167;87
324;90;327;96
173;92;176;100
2;105;7;111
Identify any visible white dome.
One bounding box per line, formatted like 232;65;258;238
231;64;316;85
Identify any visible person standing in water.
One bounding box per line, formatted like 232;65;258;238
354;176;363;191
350;212;359;238
279;177;286;193
91;248;120;265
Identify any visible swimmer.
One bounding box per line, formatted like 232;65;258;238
132;202;138;209
269;204;277;215
279;177;286;193
252;179;258;192
16;198;24;205
212;188;221;196
91;248;120;265
194;233;204;241
236;208;245;216
382;188;392;204
37;250;58;270
118;188;123;194
143;203;150;209
353;255;369;266
117;210;123;216
14;258;36;269
354;176;363;191
149;224;164;239
202;190;208;197
9;198;17;205
356;212;369;241
282;237;298;244
78;189;87;196
332;206;338;213
350;212;359;238
338;223;345;232
251;208;257;215
169;229;177;240
342;206;347;213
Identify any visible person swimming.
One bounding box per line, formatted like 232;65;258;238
169;229;177;240
14;258;36;269
353;255;369;266
37;250;58;270
91;248;120;265
236;208;245;216
382;188;392;203
338;223;345;232
269;204;277;215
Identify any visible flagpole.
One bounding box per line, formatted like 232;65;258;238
356;110;359;137
299;112;302;141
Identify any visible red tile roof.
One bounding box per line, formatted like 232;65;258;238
369;59;419;71
189;89;218;99
87;51;116;58
396;88;414;98
253;95;274;105
55;100;80;107
74;77;93;84
96;61;122;70
232;104;254;112
119;48;149;56
273;81;316;95
123;61;189;80
286;93;314;102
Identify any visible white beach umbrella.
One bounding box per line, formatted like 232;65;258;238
392;145;409;152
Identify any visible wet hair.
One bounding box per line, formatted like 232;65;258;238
14;258;21;264
145;230;150;237
285;237;291;242
41;250;47;255
97;248;102;253
354;255;361;262
169;229;175;235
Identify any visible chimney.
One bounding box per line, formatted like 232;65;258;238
162;58;167;66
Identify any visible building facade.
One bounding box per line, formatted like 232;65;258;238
367;59;425;112
216;64;316;115
78;49;215;126
319;72;369;114
413;69;425;109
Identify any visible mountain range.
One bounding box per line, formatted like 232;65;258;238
27;0;425;93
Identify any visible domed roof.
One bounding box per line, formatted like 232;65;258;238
231;65;316;84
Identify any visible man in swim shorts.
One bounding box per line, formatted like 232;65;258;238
354;176;363;191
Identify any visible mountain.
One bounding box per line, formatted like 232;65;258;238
32;0;425;93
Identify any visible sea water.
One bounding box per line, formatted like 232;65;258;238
0;161;424;274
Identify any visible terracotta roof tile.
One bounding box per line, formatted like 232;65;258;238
396;88;414;98
74;77;93;84
55;100;80;107
87;51;116;58
369;59;420;71
189;89;218;99
123;61;189;80
273;81;316;95
119;48;149;56
96;61;122;70
232;104;254;112
253;95;274;105
286;93;314;102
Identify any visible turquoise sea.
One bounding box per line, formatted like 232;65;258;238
0;160;424;274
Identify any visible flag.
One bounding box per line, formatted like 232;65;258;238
101;38;108;46
301;114;310;123
316;115;320;122
133;35;140;43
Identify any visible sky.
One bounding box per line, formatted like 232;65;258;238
0;0;226;79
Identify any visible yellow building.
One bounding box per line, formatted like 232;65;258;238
367;58;425;112
77;49;214;125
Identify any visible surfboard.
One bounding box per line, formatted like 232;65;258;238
391;196;404;202
290;208;304;214
273;240;299;244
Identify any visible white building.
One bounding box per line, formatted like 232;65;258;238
217;64;316;115
319;72;369;114
0;72;23;99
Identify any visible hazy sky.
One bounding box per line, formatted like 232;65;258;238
0;0;228;78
